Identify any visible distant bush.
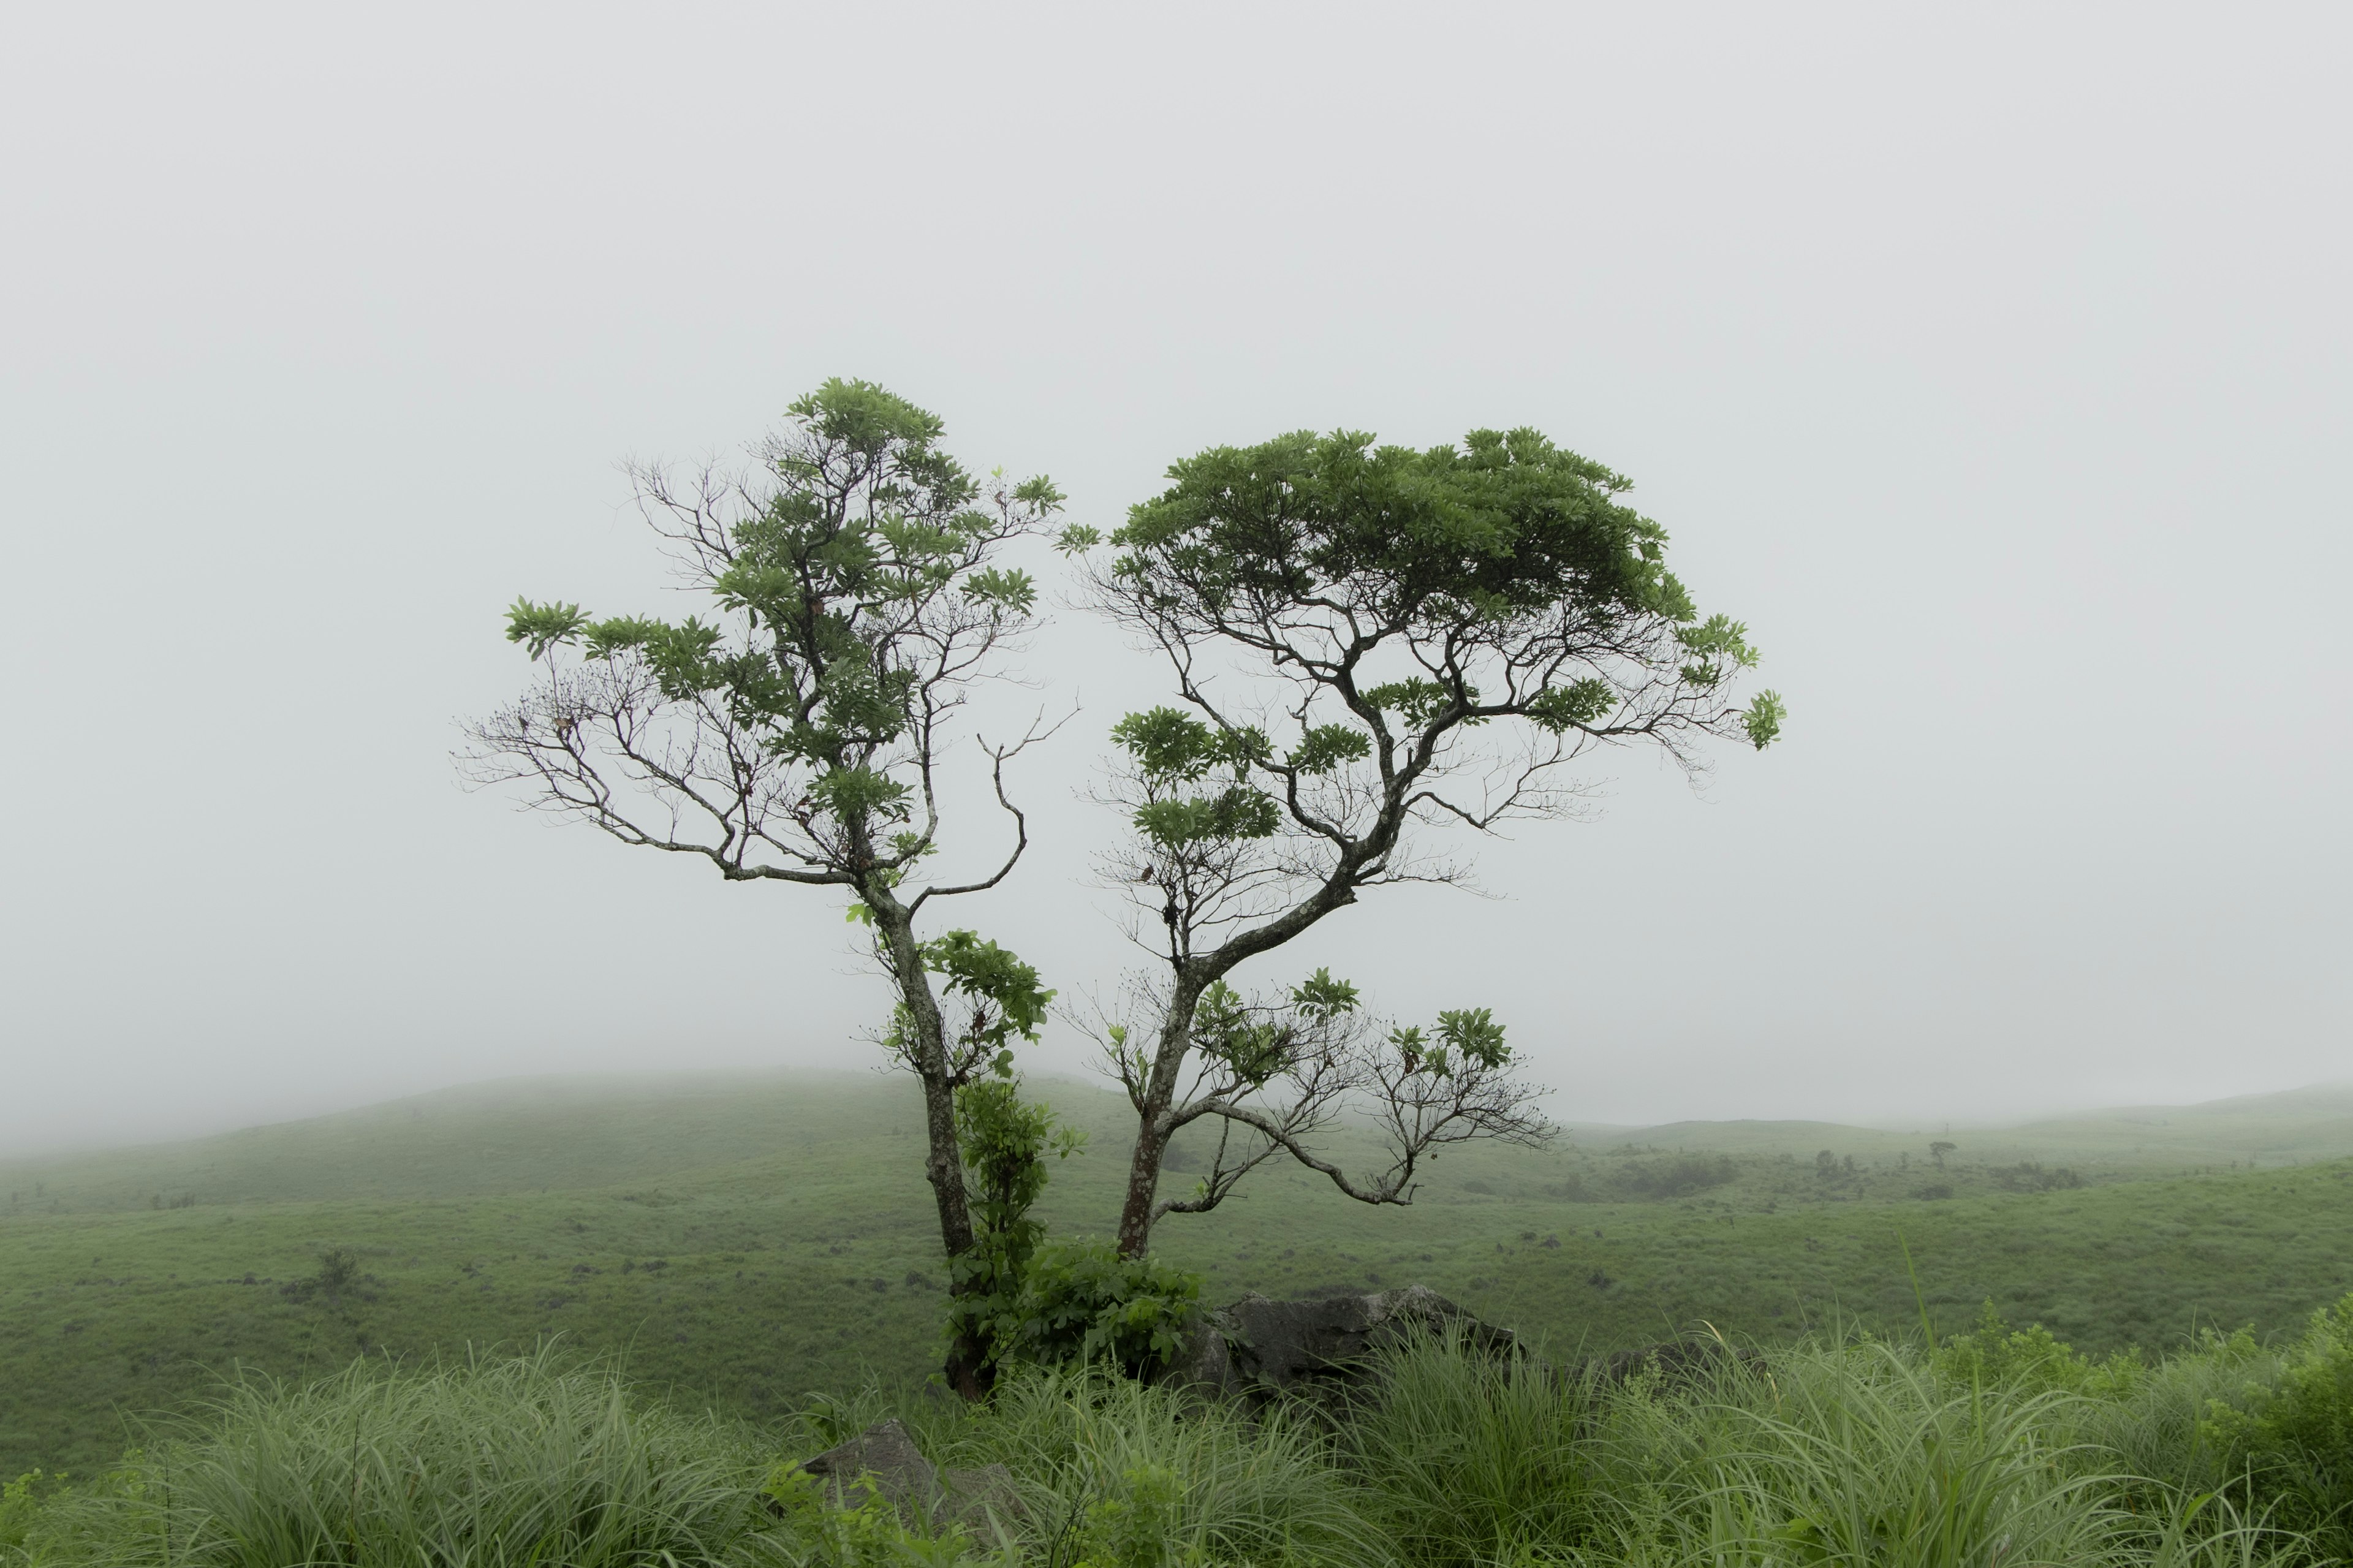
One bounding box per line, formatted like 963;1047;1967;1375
1618;1154;1737;1199
1998;1160;2088;1192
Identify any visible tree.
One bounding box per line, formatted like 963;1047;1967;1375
1075;425;1784;1257
1930;1140;1957;1169
460;379;1066;1393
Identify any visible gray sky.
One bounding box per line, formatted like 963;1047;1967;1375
4;4;2347;1156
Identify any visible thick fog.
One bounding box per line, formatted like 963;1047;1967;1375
3;6;2346;1155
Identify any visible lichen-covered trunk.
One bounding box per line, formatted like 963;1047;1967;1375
870;893;989;1398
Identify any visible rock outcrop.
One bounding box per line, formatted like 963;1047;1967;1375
1164;1284;1515;1406
1576;1336;1764;1388
789;1418;1020;1531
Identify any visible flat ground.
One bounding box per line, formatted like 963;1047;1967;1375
4;1071;2350;1475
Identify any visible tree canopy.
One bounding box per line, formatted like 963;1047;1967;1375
1079;425;1783;1254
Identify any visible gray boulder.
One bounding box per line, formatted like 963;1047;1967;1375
789;1418;1020;1531
1165;1284;1515;1405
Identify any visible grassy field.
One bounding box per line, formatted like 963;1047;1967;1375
4;1070;2351;1479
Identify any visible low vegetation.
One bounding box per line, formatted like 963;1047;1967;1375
6;1074;2353;1479
8;1303;2353;1566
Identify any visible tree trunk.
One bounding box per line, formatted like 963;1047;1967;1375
1115;977;1201;1259
870;893;990;1398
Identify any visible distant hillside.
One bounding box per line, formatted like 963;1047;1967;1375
1563;1082;2353;1167
5;1067;2352;1478
12;1071;2349;1218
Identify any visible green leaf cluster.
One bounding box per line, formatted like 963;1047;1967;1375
925;931;1055;1061
502;379;1062;850
1386;1007;1510;1078
1930;1300;2151;1399
1110;708;1279;852
1111;423;1785;750
1118;425;1687;632
1191;982;1296;1087
1066;1463;1199;1568
969;1239;1203;1383
944;1079;1083;1376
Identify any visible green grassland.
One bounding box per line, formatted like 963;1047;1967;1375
4;1070;2351;1479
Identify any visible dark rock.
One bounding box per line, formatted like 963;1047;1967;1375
789;1420;1023;1531
1577;1336;1763;1389
1166;1284;1515;1406
796;1418;934;1524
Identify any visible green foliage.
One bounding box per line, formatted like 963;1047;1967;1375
16;1350;769;1567
757;1464;998;1567
942;1079;1199;1384
1066;1462;1195;1568
1287;724;1371;776
1352;1331;2301;1567
1745;686;1789;749
1289;969;1360;1023
1360;678;1461;728
1129;789;1278;850
1933;1300;2150;1398
503;597;588;659
923;933;1055;1058
1433;1008;1507;1072
926;1366;1384;1567
1525;676;1617;733
1;1468;64;1561
978;1240;1203;1381
2205;1292;2353;1556
1109;424;1781;749
1191;982;1296;1086
496;377;1062;858
1109;708;1279;851
948;1077;1083;1319
1343;1327;1601;1564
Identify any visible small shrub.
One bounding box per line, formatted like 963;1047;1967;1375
2205;1290;2353;1555
1932;1300;2147;1398
974;1240;1201;1381
945;1077;1200;1382
1;1469;64;1558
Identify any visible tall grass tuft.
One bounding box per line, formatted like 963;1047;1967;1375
32;1346;773;1567
1349;1331;2308;1568
1342;1324;1601;1565
923;1365;1392;1567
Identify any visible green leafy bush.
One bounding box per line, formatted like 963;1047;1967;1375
943;1077;1201;1382
2205;1290;2353;1555
1;1469;62;1561
1931;1300;2150;1398
979;1240;1202;1380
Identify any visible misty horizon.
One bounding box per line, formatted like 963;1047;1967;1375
4;7;2347;1156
